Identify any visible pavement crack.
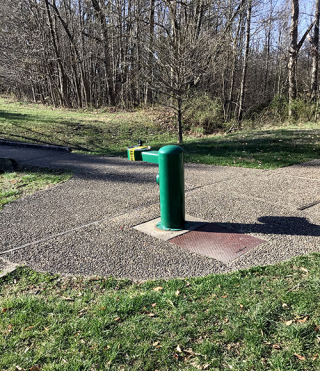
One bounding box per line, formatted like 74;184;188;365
0;202;160;256
0;219;105;256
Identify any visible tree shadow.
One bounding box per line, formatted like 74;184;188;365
0;110;107;152
0;111;63;124
180;128;320;168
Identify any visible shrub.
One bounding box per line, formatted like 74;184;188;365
183;93;224;134
289;98;318;122
254;95;319;126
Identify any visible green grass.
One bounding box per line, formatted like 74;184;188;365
1;96;320;169
0;169;72;209
180;128;320;169
1;255;320;370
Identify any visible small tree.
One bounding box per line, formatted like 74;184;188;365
145;0;210;143
146;0;242;143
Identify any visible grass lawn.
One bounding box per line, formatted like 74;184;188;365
0;168;72;210
1;96;320;169
1;255;320;370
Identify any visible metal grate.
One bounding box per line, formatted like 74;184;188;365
169;223;265;263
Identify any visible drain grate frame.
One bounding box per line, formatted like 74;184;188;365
169;223;265;263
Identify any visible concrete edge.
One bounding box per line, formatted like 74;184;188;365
0;139;71;152
0;257;19;278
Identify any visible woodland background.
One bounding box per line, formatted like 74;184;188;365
0;0;319;141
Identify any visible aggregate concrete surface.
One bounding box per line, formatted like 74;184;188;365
1;144;320;281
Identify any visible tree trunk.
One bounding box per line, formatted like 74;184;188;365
177;96;183;143
311;0;320;101
226;0;244;121
288;0;299;119
145;0;155;105
45;0;71;107
238;0;252;127
48;0;90;107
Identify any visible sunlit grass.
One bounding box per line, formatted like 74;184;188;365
1;254;320;370
0;169;72;209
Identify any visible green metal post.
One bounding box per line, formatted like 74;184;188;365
132;144;186;230
156;145;185;230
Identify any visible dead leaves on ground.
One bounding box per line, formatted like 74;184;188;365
139;310;156;317
264;341;281;349
24;326;34;331
153;286;163;292
294;353;306;361
285;315;309;326
15;366;41;371
173;345;210;369
60;296;74;301
2;307;12;312
5;323;13;335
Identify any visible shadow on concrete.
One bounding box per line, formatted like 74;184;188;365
1;148;159;184
74;169;157;184
214;216;320;236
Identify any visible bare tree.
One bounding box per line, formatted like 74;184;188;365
238;0;252;126
146;0;212;142
288;0;314;118
310;0;320;101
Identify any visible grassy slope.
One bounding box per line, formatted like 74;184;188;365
0;97;174;155
1;96;320;169
1;256;320;370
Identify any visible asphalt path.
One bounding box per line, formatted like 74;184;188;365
1;144;320;281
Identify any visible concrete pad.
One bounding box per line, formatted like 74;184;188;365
133;215;207;241
184;162;263;190
197;170;320;211
2;214;226;281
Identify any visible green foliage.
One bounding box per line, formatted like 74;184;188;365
240;95;288;128
243;101;272;123
269;94;289;121
251;96;319;127
288;99;318;122
183;93;224;134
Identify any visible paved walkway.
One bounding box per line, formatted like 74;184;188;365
1;144;320;281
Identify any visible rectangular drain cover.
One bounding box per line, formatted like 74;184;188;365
169;223;265;263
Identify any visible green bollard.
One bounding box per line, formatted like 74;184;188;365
128;143;186;230
156;145;186;230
